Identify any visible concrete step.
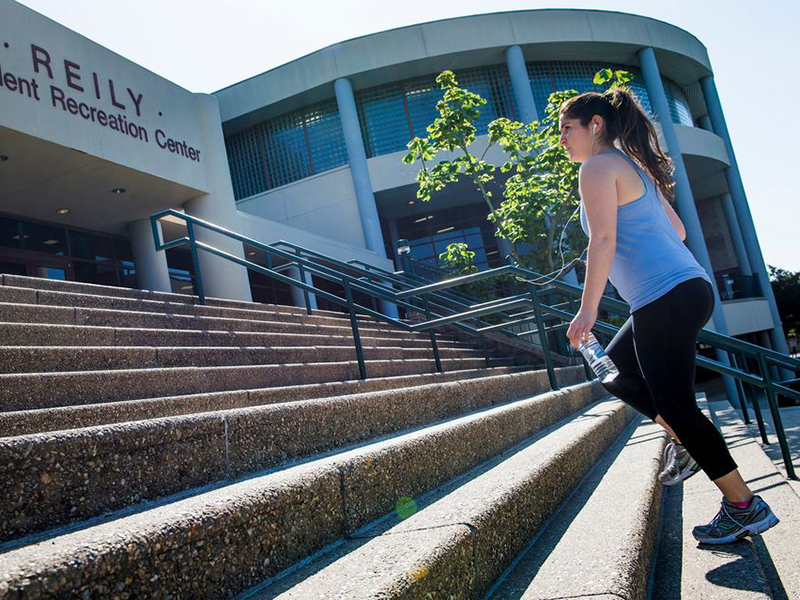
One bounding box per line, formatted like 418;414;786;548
0;321;475;350
245;397;633;599
486;417;665;600
0;302;456;341
0;284;414;333
1;273;406;320
0;356;516;411
0;274;454;339
0;366;526;437
0;367;585;543
0;344;488;373
0;379;607;599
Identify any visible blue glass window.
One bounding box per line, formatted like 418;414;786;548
356;65;515;159
526;61;693;127
225;100;348;200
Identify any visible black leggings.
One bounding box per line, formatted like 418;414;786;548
600;277;738;481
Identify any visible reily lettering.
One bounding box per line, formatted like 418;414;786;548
30;44;144;117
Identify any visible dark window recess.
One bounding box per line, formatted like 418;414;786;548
248;270;293;306
311;274;375;314
68;230;114;262
73;260;118;286
392;204;503;272
0;260;27;276
23;222;68;255
114;239;135;263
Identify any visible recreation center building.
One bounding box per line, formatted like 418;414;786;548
0;0;790;356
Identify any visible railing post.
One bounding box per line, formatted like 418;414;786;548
298;264;312;316
186;222;206;305
344;279;367;380
529;283;558;390
746;353;771;444
728;351;750;424
553;315;570;359
565;295;593;381
476;318;491;369
424;294;443;374
757;353;797;479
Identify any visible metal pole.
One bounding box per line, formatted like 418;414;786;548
529;283;558;390
566;293;592;381
744;352;770;445
187;222;205;305
757;353;797;479
424;294;443;374
477;318;491;369
344;279;367;380
729;351;750;424
298;264;312;315
397;239;411;274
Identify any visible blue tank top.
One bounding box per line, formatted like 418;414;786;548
579;148;711;312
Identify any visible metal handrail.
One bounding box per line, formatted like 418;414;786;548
272;241;568;351
150;209;798;478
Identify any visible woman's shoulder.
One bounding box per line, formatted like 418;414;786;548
578;152;629;182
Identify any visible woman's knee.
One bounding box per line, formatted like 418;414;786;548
602;374;658;421
653;394;702;428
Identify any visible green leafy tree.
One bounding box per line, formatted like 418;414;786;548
403;68;634;276
769;265;800;339
439;242;494;299
439;242;478;275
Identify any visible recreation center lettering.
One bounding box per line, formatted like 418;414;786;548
0;43;202;162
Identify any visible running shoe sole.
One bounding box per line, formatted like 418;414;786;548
693;513;780;545
659;456;702;487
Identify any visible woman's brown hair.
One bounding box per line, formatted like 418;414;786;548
559;87;676;203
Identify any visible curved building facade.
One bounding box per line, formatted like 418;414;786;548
0;1;788;352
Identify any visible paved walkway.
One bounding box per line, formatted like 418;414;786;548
654;395;799;599
717;397;800;493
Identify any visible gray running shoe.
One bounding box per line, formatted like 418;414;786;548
692;495;779;545
659;441;701;486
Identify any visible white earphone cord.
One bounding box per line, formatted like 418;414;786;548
514;203;586;287
513;120;598;287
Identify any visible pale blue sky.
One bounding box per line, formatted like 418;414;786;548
16;0;800;272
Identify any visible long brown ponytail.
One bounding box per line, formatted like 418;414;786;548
559;87;676;203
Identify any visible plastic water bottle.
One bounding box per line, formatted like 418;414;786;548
578;333;619;384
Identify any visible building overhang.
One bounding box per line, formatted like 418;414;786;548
0;125;203;236
215;9;712;136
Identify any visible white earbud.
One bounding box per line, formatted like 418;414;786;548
592;124;597;135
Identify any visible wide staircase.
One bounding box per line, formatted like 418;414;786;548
0;273;796;599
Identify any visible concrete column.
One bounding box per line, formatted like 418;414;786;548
720;193;752;276
335;78;399;320
127;218;171;293
698;115;713;131
183;94;252;302
700;74;791;359
334;78;386;255
505;45;539;124
288;266;317;310
638;47;740;403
